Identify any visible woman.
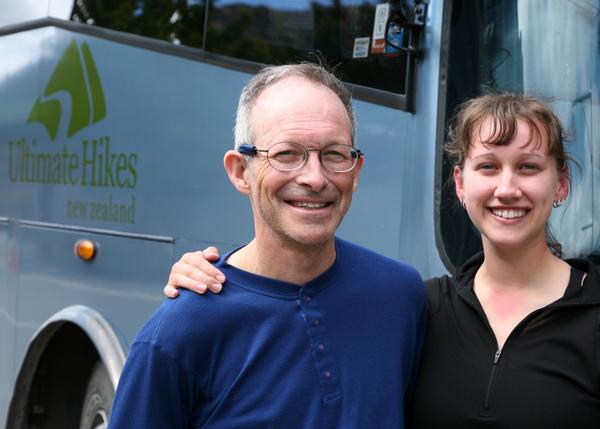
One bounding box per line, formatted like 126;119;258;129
409;94;600;428
163;94;600;427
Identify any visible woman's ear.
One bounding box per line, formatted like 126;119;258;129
453;165;465;203
555;165;570;202
224;150;251;195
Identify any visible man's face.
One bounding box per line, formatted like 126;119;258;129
244;76;361;249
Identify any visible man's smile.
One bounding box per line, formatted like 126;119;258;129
288;201;331;209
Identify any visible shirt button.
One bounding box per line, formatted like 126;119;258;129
312;319;320;326
303;295;311;302
317;343;325;351
324;371;331;378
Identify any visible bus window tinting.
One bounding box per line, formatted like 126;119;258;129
205;0;408;95
70;0;414;96
440;0;600;269
71;0;207;47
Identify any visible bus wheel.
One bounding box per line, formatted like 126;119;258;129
79;361;114;429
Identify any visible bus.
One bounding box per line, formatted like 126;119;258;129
0;0;598;427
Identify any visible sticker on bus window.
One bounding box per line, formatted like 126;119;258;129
371;3;390;54
384;21;403;57
352;37;370;59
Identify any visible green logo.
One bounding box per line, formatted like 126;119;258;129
7;38;138;224
27;39;106;141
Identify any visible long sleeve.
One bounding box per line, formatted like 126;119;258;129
109;341;199;429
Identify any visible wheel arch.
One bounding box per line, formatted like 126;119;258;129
6;305;126;428
40;305;127;389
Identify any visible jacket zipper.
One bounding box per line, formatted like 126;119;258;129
457;265;597;416
479;306;569;413
483;349;502;410
479;305;574;413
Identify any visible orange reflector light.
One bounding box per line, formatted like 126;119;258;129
74;239;96;261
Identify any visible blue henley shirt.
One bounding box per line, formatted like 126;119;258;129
109;238;426;428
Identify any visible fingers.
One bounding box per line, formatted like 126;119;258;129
164;249;226;298
164;283;180;299
201;246;221;262
168;270;215;293
181;250;226;284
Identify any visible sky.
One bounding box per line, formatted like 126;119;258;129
0;0;73;27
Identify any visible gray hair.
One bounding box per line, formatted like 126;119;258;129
234;63;355;149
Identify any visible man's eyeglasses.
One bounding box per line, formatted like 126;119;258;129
238;142;363;173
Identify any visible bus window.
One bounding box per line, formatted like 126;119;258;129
205;0;411;95
71;0;207;47
439;0;600;269
71;1;427;110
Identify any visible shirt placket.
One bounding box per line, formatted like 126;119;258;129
297;289;342;405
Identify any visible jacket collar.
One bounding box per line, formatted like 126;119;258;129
454;252;600;304
564;257;600;302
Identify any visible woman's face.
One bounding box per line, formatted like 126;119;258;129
454;117;569;253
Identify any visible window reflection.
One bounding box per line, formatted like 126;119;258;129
71;0;207;47
70;0;420;96
441;0;600;266
516;0;599;258
0;0;73;26
205;0;410;94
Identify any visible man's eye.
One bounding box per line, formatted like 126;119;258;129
322;150;348;162
272;150;302;160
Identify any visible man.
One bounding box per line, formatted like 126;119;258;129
109;63;426;428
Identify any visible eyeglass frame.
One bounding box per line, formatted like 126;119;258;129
237;142;364;173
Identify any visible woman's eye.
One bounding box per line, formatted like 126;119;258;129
478;163;496;170
521;163;539;171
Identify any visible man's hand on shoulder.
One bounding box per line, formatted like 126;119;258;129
163;247;225;298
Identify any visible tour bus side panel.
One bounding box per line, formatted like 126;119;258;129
339;0;447;278
0;28;54;426
0;219;15;425
5;224;173;428
0;26;254;242
11;226;171;368
0;25;254;425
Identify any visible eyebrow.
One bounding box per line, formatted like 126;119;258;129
271;140;352;148
469;152;545;161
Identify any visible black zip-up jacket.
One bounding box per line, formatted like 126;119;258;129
411;253;600;429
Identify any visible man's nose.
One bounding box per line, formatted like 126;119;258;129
295;152;328;191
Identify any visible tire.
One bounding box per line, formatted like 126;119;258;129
79;362;114;429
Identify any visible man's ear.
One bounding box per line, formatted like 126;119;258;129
224;150;251;195
453;165;465;202
352;154;364;192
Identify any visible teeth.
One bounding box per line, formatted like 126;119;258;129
292;202;327;209
492;209;526;219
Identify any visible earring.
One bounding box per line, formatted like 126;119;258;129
460;199;466;209
552;199;564;208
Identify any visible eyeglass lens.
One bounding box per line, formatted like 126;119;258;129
267;142;358;172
